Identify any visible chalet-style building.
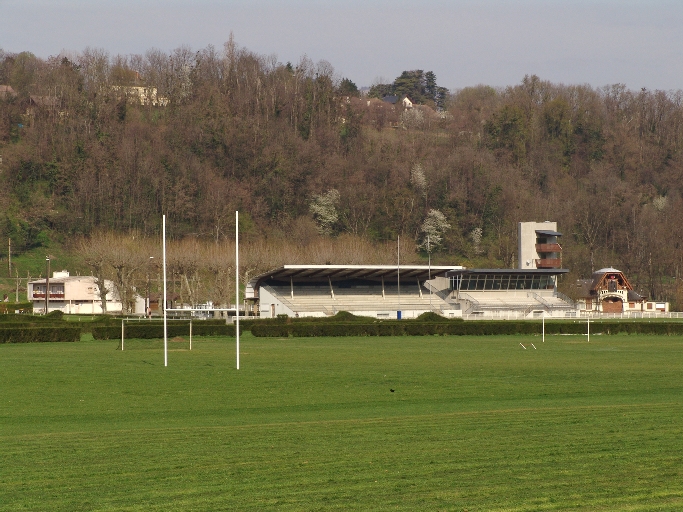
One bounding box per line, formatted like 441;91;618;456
576;268;668;314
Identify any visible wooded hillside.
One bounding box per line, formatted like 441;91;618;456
1;40;683;304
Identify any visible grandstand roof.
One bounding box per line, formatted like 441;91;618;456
249;264;464;287
535;229;562;237
447;268;568;276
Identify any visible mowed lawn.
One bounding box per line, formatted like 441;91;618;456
2;333;683;511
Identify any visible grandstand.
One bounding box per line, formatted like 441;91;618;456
245;265;575;319
246;265;463;319
447;268;575;318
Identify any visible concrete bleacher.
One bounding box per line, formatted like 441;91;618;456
458;291;574;316
262;282;454;317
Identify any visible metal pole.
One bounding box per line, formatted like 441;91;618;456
587;316;590;343
45;257;50;314
542;312;545;343
397;235;400;312
236;211;240;370
189;318;192;351
163;214;168;367
428;235;432;310
147;256;153;317
121;319;125;351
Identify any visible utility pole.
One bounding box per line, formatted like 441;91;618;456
397;235;401;313
8;238;11;277
428;235;432;310
45;257;51;314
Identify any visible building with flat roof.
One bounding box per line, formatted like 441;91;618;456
28;271;145;315
518;221;562;269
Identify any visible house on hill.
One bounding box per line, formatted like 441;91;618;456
381;95;413;109
112;85;169;106
0;85;17;99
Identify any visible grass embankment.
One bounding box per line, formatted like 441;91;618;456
2;333;683;510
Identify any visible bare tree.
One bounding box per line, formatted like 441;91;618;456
78;232;113;313
109;234;151;313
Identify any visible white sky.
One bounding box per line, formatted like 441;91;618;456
2;0;682;91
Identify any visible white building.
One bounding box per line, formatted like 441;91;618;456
518;221;562;270
28;271;145;315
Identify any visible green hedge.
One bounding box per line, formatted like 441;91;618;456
0;322;74;329
0;313;66;324
92;316;229;325
0;302;33;314
250;320;683;337
0;326;81;343
92;323;240;340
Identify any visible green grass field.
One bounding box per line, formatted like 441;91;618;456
2;333;683;511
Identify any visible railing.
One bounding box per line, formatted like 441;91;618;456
261;284;299;314
555;291;576;308
422;281;453;302
535;243;562;253
463;310;683;320
527;292;552;310
598;289;628;300
457;292;482;315
535;258;562;268
577;311;683;319
31;292;65;299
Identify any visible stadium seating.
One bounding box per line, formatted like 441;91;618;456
262;282;453;316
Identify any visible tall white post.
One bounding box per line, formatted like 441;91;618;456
587;316;590;343
397;235;400;310
428;235;432;310
163;214;168;367
542;312;545;343
236;211;240;370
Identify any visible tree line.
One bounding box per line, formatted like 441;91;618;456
77;232;416;313
2;41;683;306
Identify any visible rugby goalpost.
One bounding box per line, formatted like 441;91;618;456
158;212;241;368
538;312;591;344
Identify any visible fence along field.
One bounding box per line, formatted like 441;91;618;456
2;333;683;510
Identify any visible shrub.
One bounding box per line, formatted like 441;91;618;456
330;311;362;322
415;312;451;323
0;302;33;314
92;322;240;340
45;310;65;321
249;320;683;338
0;326;81;343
